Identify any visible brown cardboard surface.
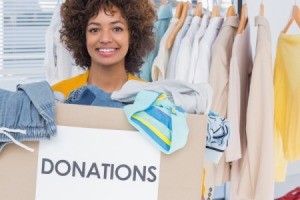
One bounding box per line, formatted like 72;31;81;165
0;142;39;200
0;103;207;200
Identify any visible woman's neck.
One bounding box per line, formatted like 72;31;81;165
87;65;128;93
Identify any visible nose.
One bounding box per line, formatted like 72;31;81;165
99;30;112;43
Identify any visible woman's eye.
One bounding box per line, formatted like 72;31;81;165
88;28;99;33
113;27;123;32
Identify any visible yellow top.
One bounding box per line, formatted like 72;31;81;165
52;70;144;98
274;33;300;181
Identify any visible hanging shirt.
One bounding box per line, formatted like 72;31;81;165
152;18;179;81
209;16;239;118
175;16;201;82
193;17;223;84
226;23;253;162
140;4;173;82
44;3;84;84
228;23;253;200
238;15;274;200
44;4;61;84
208;15;239;186
274;32;300;181
165;16;192;80
189;15;210;83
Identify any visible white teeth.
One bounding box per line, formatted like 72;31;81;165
98;48;116;53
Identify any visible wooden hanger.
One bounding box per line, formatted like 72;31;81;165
211;2;220;17
175;2;184;19
167;2;190;49
159;0;168;7
237;3;248;34
282;5;300;33
259;2;264;16
194;1;203;17
226;5;236;17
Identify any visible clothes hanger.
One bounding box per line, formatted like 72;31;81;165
282;1;300;33
175;1;184;19
259;0;264;16
226;0;236;17
194;0;203;17
159;0;168;7
236;1;248;34
167;0;190;49
211;0;220;17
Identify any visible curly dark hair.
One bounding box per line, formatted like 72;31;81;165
60;0;156;74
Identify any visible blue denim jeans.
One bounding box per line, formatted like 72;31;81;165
0;81;56;151
66;85;125;108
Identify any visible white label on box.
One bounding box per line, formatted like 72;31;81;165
35;126;161;200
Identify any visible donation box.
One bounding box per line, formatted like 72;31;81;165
0;103;207;200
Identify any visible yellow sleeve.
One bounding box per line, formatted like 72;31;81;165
51;71;89;98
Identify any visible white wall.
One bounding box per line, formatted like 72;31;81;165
247;0;300;198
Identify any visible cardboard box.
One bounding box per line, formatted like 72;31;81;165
0;103;207;200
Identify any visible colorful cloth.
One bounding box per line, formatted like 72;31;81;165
206;112;231;163
123;90;189;154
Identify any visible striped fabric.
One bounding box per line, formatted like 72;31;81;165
124;90;189;154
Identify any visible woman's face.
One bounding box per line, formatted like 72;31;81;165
86;6;129;69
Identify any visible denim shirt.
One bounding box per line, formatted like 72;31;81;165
66;85;125;108
0;81;56;151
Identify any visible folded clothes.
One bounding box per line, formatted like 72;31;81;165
66;85;125;108
0;81;56;152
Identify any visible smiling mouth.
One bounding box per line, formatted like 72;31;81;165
96;48;119;53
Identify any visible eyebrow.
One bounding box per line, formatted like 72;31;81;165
87;20;126;26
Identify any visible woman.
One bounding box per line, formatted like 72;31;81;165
52;0;156;98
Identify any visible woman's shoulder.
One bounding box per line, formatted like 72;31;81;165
128;73;147;82
51;71;89;98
